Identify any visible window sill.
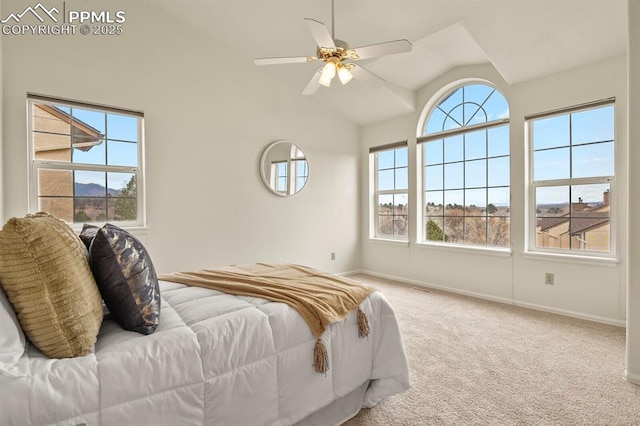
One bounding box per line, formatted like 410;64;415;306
415;242;512;257
72;225;149;235
368;238;409;247
522;251;619;267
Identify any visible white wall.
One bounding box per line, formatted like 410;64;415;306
626;0;640;384
1;1;361;274
0;0;3;225
361;56;628;325
511;55;627;325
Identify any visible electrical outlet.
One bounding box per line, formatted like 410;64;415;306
545;272;554;285
331;252;336;261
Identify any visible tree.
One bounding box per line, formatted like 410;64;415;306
465;217;487;245
487;203;497;214
488;217;510;246
74;210;91;222
426;219;449;242
113;176;137;221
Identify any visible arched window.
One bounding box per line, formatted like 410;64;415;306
419;83;510;247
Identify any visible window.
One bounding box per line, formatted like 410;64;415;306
28;95;145;228
268;145;308;195
371;143;408;240
419;83;510;247
273;161;288;194
292;149;309;194
527;99;615;255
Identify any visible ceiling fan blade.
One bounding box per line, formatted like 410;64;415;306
302;71;321;95
304;18;336;49
349;65;386;89
350;39;412;60
254;56;314;66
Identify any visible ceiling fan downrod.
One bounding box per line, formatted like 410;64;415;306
331;0;335;41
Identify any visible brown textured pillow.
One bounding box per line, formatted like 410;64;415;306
0;212;103;358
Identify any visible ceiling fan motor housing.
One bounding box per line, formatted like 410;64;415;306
318;40;353;62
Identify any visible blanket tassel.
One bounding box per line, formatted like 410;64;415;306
313;339;329;374
357;307;370;338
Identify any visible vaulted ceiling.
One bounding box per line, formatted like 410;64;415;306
155;0;627;125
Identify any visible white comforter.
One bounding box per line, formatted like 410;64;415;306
0;280;410;426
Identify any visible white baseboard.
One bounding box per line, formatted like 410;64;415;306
353;269;626;328
357;269;514;305
514;300;625;327
624;370;640;385
338;270;365;277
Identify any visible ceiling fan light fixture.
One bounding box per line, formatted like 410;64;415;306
318;75;332;87
337;65;353;85
319;62;336;87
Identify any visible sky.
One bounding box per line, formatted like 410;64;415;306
377;86;614;210
55;106;139;190
531;105;614;206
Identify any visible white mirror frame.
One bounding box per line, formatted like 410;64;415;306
259;141;309;196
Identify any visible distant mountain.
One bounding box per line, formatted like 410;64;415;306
75;183;121;197
537;203;569;209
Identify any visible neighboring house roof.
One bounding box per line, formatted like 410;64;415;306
36;104;104;152
569;214;610;235
537;205;609;235
538;216;569;232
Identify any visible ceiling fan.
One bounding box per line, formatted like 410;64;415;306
254;0;412;95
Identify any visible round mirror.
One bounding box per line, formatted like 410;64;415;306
260;141;309;196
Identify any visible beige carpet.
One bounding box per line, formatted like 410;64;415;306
344;274;640;425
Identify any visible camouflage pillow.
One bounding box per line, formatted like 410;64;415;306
79;223;99;251
85;223;160;335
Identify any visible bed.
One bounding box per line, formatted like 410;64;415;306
0;215;410;425
0;277;410;425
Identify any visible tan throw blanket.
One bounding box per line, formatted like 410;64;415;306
158;263;375;373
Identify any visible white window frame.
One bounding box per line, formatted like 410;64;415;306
270;160;288;195
370;142;409;241
27;94;146;230
292;158;308;193
526;98;616;259
268;149;308;196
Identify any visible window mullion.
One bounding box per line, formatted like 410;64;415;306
419;118;509;143
533;176;613;187
72;170;77;222
462;132;466;243
378;189;404;196
485;128;489;245
33;161;137;174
